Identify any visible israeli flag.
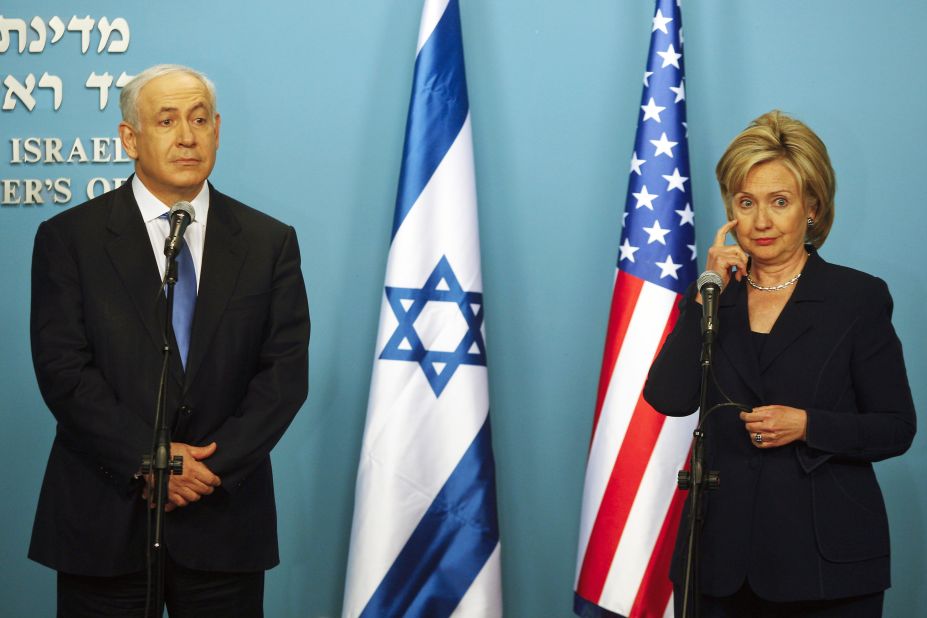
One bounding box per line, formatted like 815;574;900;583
342;1;502;616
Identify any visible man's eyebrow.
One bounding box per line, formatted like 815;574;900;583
156;102;209;114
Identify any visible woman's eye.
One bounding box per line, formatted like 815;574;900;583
774;198;787;207
738;199;752;208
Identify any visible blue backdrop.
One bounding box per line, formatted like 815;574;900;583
2;1;924;616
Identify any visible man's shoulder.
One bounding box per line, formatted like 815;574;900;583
40;183;129;234
209;186;295;234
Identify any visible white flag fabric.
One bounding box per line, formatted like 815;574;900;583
342;1;502;616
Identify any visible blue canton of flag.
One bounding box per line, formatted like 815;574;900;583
619;1;697;293
342;1;502;617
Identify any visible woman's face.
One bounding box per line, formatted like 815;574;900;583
731;160;815;267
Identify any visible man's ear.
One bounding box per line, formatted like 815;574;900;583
118;122;139;160
214;113;221;150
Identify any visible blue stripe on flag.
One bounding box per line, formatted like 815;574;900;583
391;0;470;239
360;416;499;618
573;592;627;618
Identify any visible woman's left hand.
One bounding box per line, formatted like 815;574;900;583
740;405;808;448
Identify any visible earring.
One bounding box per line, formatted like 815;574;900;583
807;217;814;228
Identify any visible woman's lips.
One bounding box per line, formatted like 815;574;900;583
753;237;776;246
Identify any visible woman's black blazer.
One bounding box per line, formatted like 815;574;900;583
644;249;916;602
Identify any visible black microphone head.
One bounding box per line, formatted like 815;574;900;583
169;201;196;222
697;270;723;290
164;201;196;257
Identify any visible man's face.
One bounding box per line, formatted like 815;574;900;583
119;72;220;206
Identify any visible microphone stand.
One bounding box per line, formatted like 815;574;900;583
677;321;720;618
140;256;184;618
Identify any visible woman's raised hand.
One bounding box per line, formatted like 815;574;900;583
705;219;748;290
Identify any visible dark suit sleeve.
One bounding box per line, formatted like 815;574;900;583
643;284;703;416
800;278;916;467
31;221;151;486
201;225;310;491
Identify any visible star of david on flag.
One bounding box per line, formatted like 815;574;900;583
343;1;502;616
575;0;699;616
380;255;487;397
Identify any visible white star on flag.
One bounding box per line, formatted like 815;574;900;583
619;238;639;262
669;79;685;103
641;97;666;122
652;9;673;33
657;43;681;68
630;151;646;175
675;203;695;226
632;185;658;210
662;168;688;192
650;132;678;158
643;71;653;86
642;220;671;245
687;244;698;260
655;254;683;278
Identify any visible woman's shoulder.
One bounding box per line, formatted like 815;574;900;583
811;253;892;309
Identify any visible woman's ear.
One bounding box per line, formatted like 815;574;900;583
806;196;819;220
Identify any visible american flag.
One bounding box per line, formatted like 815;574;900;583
574;1;697;616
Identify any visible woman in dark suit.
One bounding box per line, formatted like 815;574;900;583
644;110;916;617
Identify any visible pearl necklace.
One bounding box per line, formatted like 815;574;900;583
745;271;801;292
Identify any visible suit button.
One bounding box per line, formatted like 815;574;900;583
178;405;193;417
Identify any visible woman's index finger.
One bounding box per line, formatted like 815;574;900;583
714;219;738;245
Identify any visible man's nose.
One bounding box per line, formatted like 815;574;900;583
176;120;196;146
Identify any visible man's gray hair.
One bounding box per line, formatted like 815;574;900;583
119;64;217;129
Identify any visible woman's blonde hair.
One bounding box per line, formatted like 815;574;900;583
715;110;835;248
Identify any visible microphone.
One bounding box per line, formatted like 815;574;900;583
163;201;196;259
697;270;723;343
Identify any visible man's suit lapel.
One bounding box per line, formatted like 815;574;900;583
184;186;247;387
104;182;185;385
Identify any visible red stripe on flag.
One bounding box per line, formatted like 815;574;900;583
577;399;666;599
590;271;644;437
629;465;690;618
576;305;681;601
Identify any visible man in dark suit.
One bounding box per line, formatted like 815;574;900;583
29;64;310;617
